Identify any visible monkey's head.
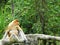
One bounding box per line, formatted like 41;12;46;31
13;19;20;25
8;19;20;27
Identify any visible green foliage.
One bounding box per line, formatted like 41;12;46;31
0;0;60;45
0;0;60;41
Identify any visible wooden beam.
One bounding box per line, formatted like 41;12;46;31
0;34;60;45
26;34;60;41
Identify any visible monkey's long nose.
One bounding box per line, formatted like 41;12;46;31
18;22;20;25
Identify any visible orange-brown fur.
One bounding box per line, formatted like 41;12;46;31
6;19;22;37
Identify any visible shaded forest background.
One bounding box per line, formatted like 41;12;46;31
0;0;60;45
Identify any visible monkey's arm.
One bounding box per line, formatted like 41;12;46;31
16;25;28;41
16;25;22;30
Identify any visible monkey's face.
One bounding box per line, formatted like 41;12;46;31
8;19;20;27
13;19;20;26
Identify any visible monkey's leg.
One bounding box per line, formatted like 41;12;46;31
2;31;8;39
10;33;20;41
19;30;28;41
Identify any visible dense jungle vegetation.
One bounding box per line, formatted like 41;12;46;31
0;0;60;45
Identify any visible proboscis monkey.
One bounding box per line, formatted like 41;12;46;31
2;19;27;42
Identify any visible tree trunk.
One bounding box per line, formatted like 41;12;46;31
11;0;14;19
